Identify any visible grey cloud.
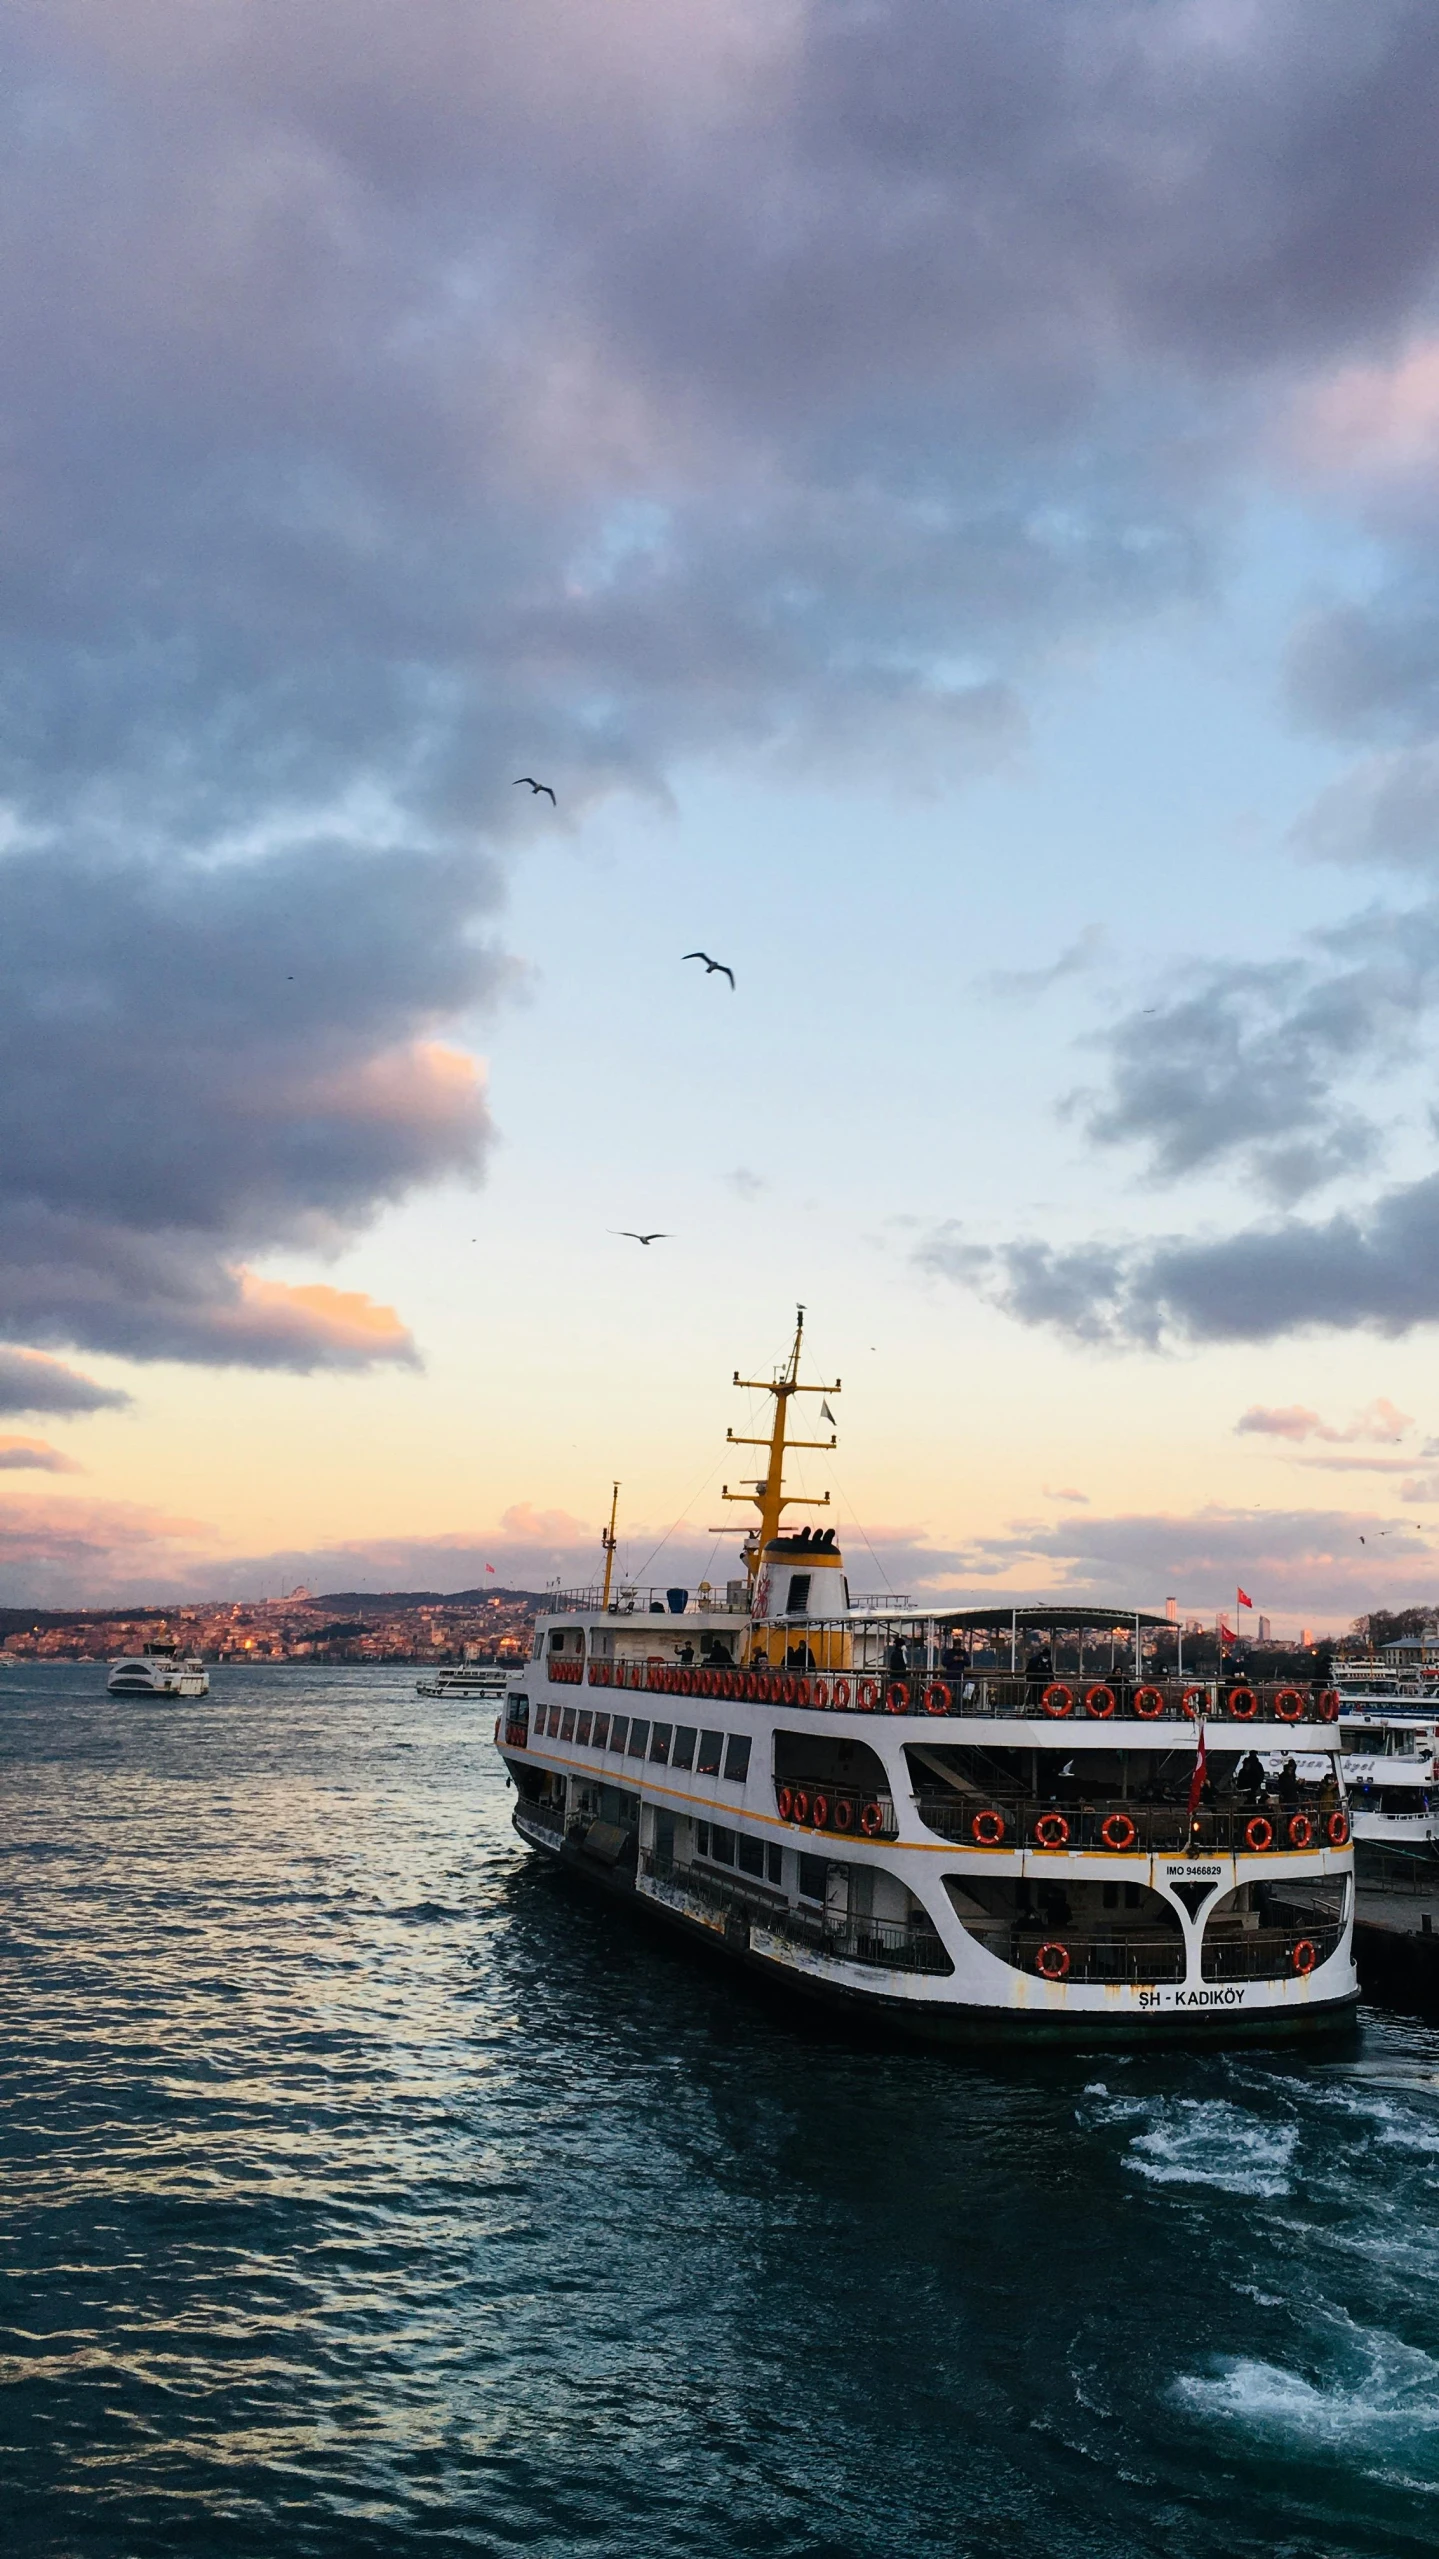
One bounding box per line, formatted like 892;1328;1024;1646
921;1168;1439;1348
985;923;1105;998
953;1503;1431;1615
0;1440;81;1474
1286;601;1439;743
0;1347;129;1414
1296;745;1439;872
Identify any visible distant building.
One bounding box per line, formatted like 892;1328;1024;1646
1380;1631;1439;1664
1258;1615;1272;1642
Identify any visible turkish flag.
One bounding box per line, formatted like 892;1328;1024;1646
1219;1619;1236;1645
1237;1586;1253;1609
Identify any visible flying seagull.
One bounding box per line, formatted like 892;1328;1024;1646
514;777;556;804
683;950;735;988
611;1230;670;1245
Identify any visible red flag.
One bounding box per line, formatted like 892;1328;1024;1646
1187;1722;1208;1821
486;1564;495;1574
1219;1618;1235;1645
1237;1586;1253;1610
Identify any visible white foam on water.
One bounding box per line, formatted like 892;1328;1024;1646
1121;2099;1299;2197
1175;2334;1439;2452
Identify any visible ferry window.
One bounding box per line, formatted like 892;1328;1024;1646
576;1711;592;1746
798;1854;827;1901
532;1705;547;1736
696;1821;710;1856
671;1726;696;1770
736;1835;764;1879
609;1717;629;1753
766;1844;782;1886
627;1719;650;1757
722;1734;752;1783
531;1631;544;1660
710;1825;736;1866
548;1629;565;1652
592;1713;610;1748
649;1722;672;1763
697;1729;723;1775
561;1708;576;1741
785;1573;812;1615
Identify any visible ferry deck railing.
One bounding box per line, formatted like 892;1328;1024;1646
639;1850;951;1975
1200;1921;1346;1982
905;1794;1349;1857
585;1658;1342;1727
959;1925;1186;1985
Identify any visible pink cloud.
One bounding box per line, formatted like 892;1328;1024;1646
1290;337;1439;479
1237;1398;1411;1446
0;1437;82;1474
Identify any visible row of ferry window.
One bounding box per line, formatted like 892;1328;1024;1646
532;1700;752;1782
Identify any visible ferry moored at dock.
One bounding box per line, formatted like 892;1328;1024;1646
494;1316;1357;2044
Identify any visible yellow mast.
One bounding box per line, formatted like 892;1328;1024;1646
721;1306;840;1585
600;1480;620;1610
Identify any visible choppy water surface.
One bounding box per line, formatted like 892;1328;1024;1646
4;1667;1439;2557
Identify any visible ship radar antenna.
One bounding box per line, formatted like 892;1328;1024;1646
600;1481;620;1611
720;1308;840;1586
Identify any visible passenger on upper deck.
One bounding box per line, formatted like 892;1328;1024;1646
940;1633;966;1679
701;1634;734;1668
1024;1641;1053;1680
886;1634;909;1678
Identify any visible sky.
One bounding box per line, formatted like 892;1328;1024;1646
9;2;1439;1627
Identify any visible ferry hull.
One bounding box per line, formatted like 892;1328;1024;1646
514;1809;1360;2049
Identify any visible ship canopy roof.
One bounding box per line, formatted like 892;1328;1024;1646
924;1603;1173;1633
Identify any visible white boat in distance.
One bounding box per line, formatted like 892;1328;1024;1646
108;1643;210;1698
416;1664;510;1701
495;1313;1357;2048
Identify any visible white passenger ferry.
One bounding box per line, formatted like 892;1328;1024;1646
108;1641;210;1698
1333;1658;1438;1867
416;1663;510;1701
494;1317;1357;2043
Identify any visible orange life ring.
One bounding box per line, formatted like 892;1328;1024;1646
1244;1814;1274;1853
1292;1938;1318;1976
1274;1687;1304;1723
1180;1685;1206;1718
1227;1686;1259;1721
811;1678;829;1710
743;1670;757;1701
971;1808;1006;1847
1327;1809;1350;1847
924;1681;952;1716
1085;1683;1116;1720
860;1800;884;1836
779;1675;796;1705
1034;1810;1071;1850
857;1678;878;1711
833;1796;854;1831
832;1677;852;1711
1036;1941;1070;1981
677;1667;691;1695
811;1792;829;1828
797;1677;812;1707
1319;1690;1340;1722
777;1785;793;1820
1132;1685;1165;1718
792;1789;810;1824
1101;1811;1138;1852
886;1681;909;1713
1287;1811;1314;1850
758;1672;775;1702
1041;1683;1074;1719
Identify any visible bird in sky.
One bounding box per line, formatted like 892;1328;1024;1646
611;1229;670;1245
514;776;556;803
683;950;735;988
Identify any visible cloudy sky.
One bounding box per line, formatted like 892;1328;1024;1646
8;0;1439;1624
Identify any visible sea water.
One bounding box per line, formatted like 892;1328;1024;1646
3;1662;1439;2559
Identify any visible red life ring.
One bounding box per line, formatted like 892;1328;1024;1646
1085;1683;1116;1720
1101;1811;1138;1852
971;1808;1006;1846
811;1678;829;1710
1034;1811;1070;1850
811;1793;829;1828
1132;1685;1165;1719
1180;1685;1206;1718
1328;1809;1350;1847
1274;1687;1304;1723
1319;1690;1340;1722
886;1682;909;1713
857;1678;879;1711
587;1662;599;1686
792;1789;810;1824
832;1677;852;1711
797;1677;812;1708
1292;1938;1318;1976
777;1785;793;1820
743;1670;757;1701
1041;1683;1074;1719
676;1667;691;1695
1244;1814;1274;1853
1227;1687;1259;1722
833;1797;854;1831
925;1681;951;1716
1036;1942;1070;1981
860;1800;884;1836
1287;1812;1314;1850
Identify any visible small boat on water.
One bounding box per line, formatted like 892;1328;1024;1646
494;1312;1357;2046
416;1664;510;1701
107;1643;210;1698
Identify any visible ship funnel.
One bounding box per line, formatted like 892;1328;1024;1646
753;1524;846;1623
